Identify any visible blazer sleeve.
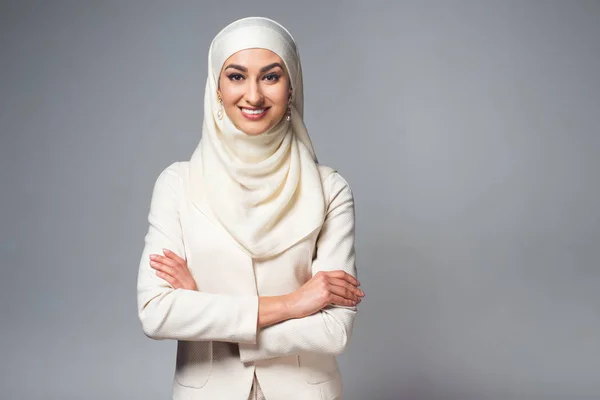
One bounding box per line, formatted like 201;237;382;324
238;172;357;362
136;162;259;343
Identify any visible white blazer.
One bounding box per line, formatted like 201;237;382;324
136;161;357;400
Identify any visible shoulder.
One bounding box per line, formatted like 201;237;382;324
152;161;190;193
317;164;354;210
154;161;190;181
147;161;192;211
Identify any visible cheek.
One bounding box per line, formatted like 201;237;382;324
219;82;242;106
267;89;290;110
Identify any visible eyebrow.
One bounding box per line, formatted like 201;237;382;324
259;62;284;73
224;62;284;73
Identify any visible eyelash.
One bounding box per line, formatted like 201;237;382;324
264;73;280;82
227;73;244;81
227;73;281;82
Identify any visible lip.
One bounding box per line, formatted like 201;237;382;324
239;107;269;121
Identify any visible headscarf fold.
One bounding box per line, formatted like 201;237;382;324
188;17;326;259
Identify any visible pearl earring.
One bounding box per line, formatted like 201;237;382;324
216;92;224;120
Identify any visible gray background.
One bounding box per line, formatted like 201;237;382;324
1;1;599;399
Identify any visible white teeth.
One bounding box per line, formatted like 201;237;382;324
241;108;265;115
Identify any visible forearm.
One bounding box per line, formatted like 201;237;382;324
257;294;295;328
138;285;259;343
141;287;299;341
239;305;356;362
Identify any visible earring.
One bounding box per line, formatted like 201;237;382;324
286;95;292;122
216;92;224;120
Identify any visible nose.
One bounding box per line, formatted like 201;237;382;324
245;80;264;106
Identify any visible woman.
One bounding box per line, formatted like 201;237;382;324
136;17;363;400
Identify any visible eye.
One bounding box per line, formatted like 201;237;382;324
263;73;280;82
227;73;244;81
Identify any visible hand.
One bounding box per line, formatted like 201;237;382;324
149;249;198;291
287;270;364;319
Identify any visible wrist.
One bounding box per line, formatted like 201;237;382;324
281;292;299;320
257;294;298;328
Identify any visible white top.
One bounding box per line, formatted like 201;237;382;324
137;161;357;399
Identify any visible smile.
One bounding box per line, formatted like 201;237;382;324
240;107;269;120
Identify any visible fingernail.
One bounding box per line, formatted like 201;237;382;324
149;254;156;260
163;248;170;253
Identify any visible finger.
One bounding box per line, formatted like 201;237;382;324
163;248;186;265
329;293;359;307
150;254;180;270
150;260;176;277
323;270;360;287
155;270;181;289
328;277;364;297
328;283;360;302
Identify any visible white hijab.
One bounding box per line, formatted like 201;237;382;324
188;17;326;259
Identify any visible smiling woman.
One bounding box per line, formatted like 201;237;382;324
136;17;362;400
219;49;291;135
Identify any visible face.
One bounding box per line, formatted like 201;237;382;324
218;48;291;136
